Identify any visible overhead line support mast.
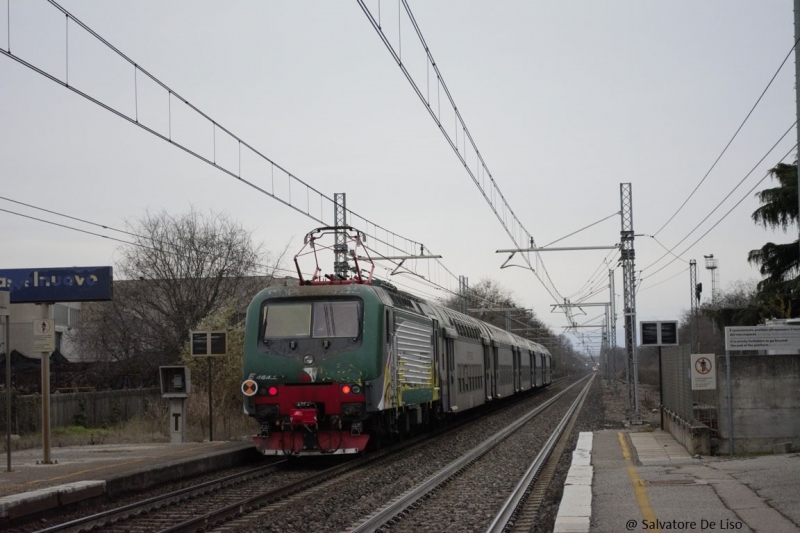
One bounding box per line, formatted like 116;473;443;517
620;183;640;421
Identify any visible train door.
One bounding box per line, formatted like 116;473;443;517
442;327;456;411
432;319;440;400
492;344;499;399
482;336;492;400
521;349;532;391
545;354;552;384
513;347;520;392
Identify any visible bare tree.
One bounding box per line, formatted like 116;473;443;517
76;208;284;385
676;279;761;355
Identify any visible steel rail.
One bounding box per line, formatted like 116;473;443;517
33;460;287;533
346;375;591;533
486;374;595;533
159;383;566;533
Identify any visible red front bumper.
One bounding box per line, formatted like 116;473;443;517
253;431;370;456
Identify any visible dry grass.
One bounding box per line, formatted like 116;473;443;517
1;398;259;452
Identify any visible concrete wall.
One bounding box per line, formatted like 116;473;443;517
662;407;710;456
716;353;800;455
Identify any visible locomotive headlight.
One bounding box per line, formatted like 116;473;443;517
351;385;362;394
341;384;351;394
303;354;315;365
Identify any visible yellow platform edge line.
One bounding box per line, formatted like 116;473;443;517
618;432;660;533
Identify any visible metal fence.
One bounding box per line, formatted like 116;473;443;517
0;388;161;434
661;345;693;421
660;345;717;433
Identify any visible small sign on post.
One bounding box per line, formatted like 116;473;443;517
32;319;55;353
190;331;228;356
640;321;679;346
189;330;228;443
691;354;716;390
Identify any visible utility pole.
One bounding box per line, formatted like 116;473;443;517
704;254;719;303
608;269;617;377
690;260;699;353
795;0;800;260
602;304;610;376
620;183;640;421
458;276;469;314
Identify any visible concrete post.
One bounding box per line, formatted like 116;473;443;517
170;398;187;444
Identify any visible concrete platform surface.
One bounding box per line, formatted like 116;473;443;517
558;430;800;533
0;440;259;521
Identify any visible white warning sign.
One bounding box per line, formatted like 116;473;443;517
725;326;800;351
691;353;716;390
33;318;55;352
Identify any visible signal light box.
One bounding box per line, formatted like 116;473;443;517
159;366;191;398
190;330;228;356
640;321;679;346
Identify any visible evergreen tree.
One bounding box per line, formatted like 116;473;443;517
747;162;800;318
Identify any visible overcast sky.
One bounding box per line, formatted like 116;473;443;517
1;1;796;355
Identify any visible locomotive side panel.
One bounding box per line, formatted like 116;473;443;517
390;311;436;407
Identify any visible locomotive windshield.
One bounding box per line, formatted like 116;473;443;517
262;300;361;339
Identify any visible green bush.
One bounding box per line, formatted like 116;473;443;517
72;398;89;427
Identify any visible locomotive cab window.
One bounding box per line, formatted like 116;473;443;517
262;300;362;340
312;301;360;338
263;303;312;338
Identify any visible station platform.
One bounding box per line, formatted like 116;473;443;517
555;430;800;533
0;440;260;522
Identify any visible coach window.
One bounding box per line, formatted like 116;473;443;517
312;301;361;338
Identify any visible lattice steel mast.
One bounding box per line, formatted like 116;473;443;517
334;193;348;279
620;183;640;419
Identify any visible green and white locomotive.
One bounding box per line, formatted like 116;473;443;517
241;227;551;455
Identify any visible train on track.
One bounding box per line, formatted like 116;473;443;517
241;227;552;456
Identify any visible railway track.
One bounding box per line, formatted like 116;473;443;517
30;377;583;533
346;374;593;533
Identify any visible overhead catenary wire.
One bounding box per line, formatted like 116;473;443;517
653;35;800;237
640;143;798;285
357;0;576;326
566;248;620;302
637;265;691;294
0;202;584;351
0;0;453;291
0;196;572;339
641;123;797;274
0;205;298;278
542;211;621;249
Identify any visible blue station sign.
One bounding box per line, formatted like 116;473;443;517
0;266;113;303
